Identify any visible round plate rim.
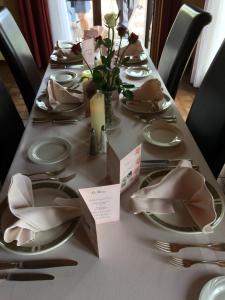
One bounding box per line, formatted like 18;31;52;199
0;181;80;255
27;137;71;165
121;94;172;114
143;121;183;147
199;276;225;300
125;66;152;78
35;97;84;114
139;169;224;234
49;70;77;84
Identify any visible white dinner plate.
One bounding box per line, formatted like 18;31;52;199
57;40;74;49
126;66;152;78
36;95;84;114
121;94;172;114
139;169;224;234
199;276;225;300
0;182;80;255
143;120;183;147
124;52;147;64
50;71;77;84
28;137;71;165
50;52;83;64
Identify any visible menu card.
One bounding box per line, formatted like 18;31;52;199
79;184;120;257
82;38;95;67
107;143;142;193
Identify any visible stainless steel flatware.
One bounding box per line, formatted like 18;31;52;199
140;165;199;172
0;259;78;270
141;159;193;165
31;173;76;183
0;272;54;281
170;257;225;268
24;167;65;177
135;114;177;124
32;118;78;124
154;240;225;253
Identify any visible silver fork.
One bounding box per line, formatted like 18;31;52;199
30;173;76;183
170;257;225;268
23;167;65;177
154;240;225;253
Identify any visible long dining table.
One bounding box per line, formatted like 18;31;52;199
1;52;225;300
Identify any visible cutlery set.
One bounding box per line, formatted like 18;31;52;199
32;118;79;125
153;240;225;268
23;167;76;183
136;114;177;124
0;259;78;281
140;159;199;172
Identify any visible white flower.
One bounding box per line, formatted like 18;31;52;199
104;13;117;28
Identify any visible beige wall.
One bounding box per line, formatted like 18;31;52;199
0;0;21;60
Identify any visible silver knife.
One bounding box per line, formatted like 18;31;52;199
141;159;193;164
0;272;54;281
0;259;78;270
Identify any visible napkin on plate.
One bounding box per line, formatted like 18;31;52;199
47;79;82;109
117;40;143;57
3;174;81;246
130;160;217;233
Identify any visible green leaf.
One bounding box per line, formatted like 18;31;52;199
103;38;112;48
122;83;135;88
122;89;133;99
112;66;120;76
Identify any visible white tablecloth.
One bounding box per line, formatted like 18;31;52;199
0;57;225;300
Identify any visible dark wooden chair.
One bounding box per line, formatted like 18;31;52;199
186;38;225;178
0;6;41;113
0;80;24;186
158;4;212;99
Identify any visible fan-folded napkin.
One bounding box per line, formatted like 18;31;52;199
4;174;81;246
131;160;217;233
47;79;82;109
117;40;143;57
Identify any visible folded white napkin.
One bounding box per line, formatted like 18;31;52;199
47;79;82;109
117;40;143;57
4;174;81;246
131;160;217;233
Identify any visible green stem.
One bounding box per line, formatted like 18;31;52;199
115;36;123;66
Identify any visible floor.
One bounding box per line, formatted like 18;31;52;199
1;61;225;194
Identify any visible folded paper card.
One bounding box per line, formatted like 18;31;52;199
82;38;95;68
131;160;217;233
47;79;82;109
4;174;81;246
83;26;104;40
79;184;120;256
107;143;142;193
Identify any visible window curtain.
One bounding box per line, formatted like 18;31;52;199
18;0;53;69
47;0;72;44
191;0;225;87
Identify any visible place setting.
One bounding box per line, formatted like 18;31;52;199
35;74;84;115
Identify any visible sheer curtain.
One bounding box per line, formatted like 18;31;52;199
47;0;72;44
191;0;225;87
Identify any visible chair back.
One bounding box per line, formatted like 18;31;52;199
158;4;211;99
0;7;41;113
186;38;225;178
0;80;24;185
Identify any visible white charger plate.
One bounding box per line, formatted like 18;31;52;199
143;120;183;147
139;169;224;234
126;66;152;78
0;181;80;255
121;94;171;114
57;40;74;49
199;276;225;300
28;137;71;165
50;70;77;84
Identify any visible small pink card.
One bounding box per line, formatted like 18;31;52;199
79;184;120;256
107;143;142;193
82;38;95;67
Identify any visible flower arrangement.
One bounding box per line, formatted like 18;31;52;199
72;12;139;99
